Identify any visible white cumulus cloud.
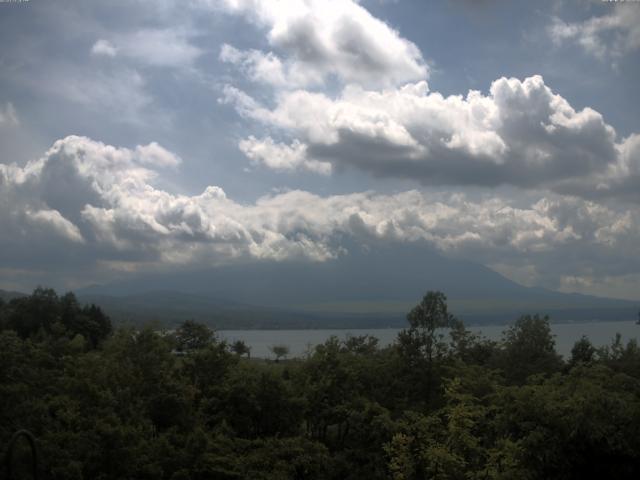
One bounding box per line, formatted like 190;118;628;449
1;136;640;293
223;74;636;200
239;136;331;174
0;102;19;127
218;0;427;87
216;1;637;201
91;39;118;57
549;4;640;59
92;29;202;68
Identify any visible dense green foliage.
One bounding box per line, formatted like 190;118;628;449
1;290;640;479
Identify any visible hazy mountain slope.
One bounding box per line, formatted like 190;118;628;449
0;289;28;301
77;291;336;329
80;245;523;303
78;245;638;327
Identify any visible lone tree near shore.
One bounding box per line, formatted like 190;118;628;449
231;339;251;358
174;320;213;352
399;290;458;363
270;344;290;362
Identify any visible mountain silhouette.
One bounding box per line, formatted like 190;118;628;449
77;244;637;327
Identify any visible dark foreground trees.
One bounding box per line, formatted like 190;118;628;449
1;289;640;479
0;287;111;348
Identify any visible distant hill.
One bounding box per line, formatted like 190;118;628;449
78;244;638;328
76;291;336;329
0;289;27;302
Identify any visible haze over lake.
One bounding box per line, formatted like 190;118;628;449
221;321;640;359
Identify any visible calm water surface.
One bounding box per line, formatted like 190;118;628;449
220;321;640;359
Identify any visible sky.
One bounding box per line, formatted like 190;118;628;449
0;0;639;300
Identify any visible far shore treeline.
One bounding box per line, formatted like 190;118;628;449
1;288;640;479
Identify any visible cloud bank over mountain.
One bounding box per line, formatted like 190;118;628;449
0;0;638;299
1;135;639;296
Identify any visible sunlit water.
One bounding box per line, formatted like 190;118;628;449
219;321;640;359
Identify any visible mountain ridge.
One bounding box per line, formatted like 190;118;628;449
75;245;638;328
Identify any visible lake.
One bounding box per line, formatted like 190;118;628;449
219;321;640;359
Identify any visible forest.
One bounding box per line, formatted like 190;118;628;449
1;288;640;479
